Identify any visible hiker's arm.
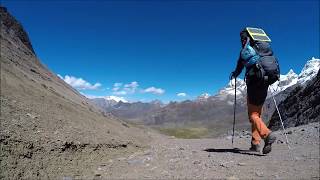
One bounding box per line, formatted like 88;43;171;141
232;55;244;78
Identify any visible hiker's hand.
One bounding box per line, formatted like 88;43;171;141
229;72;236;80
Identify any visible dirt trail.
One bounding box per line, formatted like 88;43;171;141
96;122;319;179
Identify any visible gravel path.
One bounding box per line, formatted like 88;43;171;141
97;122;319;179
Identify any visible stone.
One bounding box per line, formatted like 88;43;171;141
144;156;151;162
286;130;293;134
193;160;201;165
237;162;246;166
277;139;284;144
62;177;73;180
255;171;264;177
294;157;302;161
117;157;126;161
128;159;144;165
226;176;239;180
220;163;228;168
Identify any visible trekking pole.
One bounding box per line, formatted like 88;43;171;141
232;77;237;146
270;86;291;149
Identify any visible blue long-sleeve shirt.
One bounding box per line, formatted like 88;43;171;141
233;40;273;77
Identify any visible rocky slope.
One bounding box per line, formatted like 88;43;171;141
268;70;320;131
0;6;150;179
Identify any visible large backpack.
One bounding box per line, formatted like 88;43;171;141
246;35;280;85
256;55;280;85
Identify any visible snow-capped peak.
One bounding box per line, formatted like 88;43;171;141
270;69;298;94
212;78;247;102
215;57;319;99
227;78;246;88
297;57;320;84
104;96;128;103
220;78;246;96
287;69;297;77
197;93;210;101
281;69;298;85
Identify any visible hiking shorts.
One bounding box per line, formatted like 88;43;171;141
246;81;269;106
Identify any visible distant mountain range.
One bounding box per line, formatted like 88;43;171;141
91;58;319;137
91;97;164;122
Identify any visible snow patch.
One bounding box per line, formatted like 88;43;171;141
105;96;128;103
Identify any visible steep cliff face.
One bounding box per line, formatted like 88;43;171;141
268;70;320;131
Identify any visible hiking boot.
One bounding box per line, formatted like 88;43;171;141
262;132;276;154
249;143;261;152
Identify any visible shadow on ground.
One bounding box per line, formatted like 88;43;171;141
203;148;266;157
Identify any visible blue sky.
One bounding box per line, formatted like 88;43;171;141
3;0;319;102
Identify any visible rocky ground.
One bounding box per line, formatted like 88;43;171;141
95;122;319;179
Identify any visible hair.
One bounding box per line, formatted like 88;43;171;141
240;28;251;47
240;29;249;41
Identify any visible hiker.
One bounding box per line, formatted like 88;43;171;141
230;27;279;154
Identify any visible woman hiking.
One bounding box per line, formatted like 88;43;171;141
230;27;278;154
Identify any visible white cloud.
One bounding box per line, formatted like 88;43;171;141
114;83;123;87
82;94;104;99
177;92;187;97
112;87;120;91
82;94;127;102
112;81;139;95
112;83;122;91
105;96;128;102
113;91;127;95
124;81;138;88
111;81;165;96
58;74;101;90
143;87;165;95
